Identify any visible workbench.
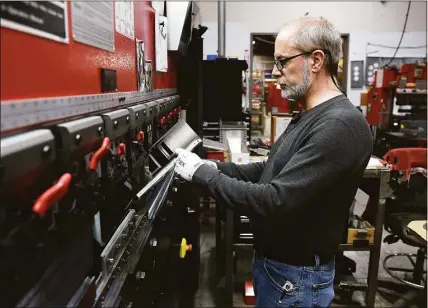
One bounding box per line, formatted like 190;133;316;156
217;155;392;307
351;156;393;307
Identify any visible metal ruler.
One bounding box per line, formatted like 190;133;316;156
1;88;177;134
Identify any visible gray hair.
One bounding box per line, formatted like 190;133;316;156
278;17;343;73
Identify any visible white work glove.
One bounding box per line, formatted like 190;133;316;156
174;148;217;181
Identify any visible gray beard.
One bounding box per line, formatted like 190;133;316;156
281;59;311;101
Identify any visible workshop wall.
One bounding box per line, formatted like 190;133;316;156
0;1;176;101
198;1;427;105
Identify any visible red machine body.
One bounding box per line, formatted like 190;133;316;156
0;2;177;102
366;67;398;128
366;87;392;127
267;82;291;113
396;63;427;87
366;63;427;128
383;147;427;180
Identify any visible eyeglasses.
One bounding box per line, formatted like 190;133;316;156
274;52;312;71
274;50;330;71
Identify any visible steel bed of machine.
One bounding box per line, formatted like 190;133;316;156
0;90;203;308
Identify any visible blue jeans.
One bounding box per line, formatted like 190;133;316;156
252;252;335;307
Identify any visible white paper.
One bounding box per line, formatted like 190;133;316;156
367;157;384;168
275;117;292;142
151;1;165;15
227;137;242;153
115;1;134;40
155;13;168;72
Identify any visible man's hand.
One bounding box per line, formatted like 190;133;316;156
174;148;217;181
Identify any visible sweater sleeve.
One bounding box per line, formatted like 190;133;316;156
193;119;357;218
215;161;266;183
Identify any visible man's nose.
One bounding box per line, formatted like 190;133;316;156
272;64;281;78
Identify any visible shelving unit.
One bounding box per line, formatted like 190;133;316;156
251;64;275;136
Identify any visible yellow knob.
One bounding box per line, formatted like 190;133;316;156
179;238;193;258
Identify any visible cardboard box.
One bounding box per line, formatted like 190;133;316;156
226;137;249;165
360;91;368;106
347;221;375;245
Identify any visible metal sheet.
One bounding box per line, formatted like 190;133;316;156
71;2;114;52
136;136;201;200
152;119;200;159
100;210;139;279
100;167;174;307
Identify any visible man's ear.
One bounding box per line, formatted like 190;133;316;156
311;50;326;73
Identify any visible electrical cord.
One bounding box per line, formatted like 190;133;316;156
381;1;412;69
368;43;426;49
254;36;275;45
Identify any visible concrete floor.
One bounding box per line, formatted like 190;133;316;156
194;191;426;307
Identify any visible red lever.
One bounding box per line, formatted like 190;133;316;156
33;173;72;216
178;106;182;112
167;112;172;121
160;117;166;125
117;143;126;156
173;108;177;115
136;130;144;142
89;137;110;170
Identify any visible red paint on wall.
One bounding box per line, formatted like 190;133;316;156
1;1;176;101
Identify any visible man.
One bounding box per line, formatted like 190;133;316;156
175;16;373;307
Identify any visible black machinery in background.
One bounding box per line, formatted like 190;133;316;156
177;23;249;146
0;95;204;308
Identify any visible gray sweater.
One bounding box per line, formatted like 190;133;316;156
193;95;373;259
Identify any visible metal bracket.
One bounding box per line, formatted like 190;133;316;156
1;88;177;134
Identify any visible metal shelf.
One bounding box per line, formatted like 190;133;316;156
396;88;427;95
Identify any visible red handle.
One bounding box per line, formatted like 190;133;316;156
167;112;172;121
160;117;166;125
137;130;144;142
117;143;126;156
178;106;182;112
33;173;72;216
89;137;110;170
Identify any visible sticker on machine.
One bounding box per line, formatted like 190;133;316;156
0;1;69;43
71;2;114;52
144;60;153;92
136;39;145;92
155;13;168;72
115;1;134;40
